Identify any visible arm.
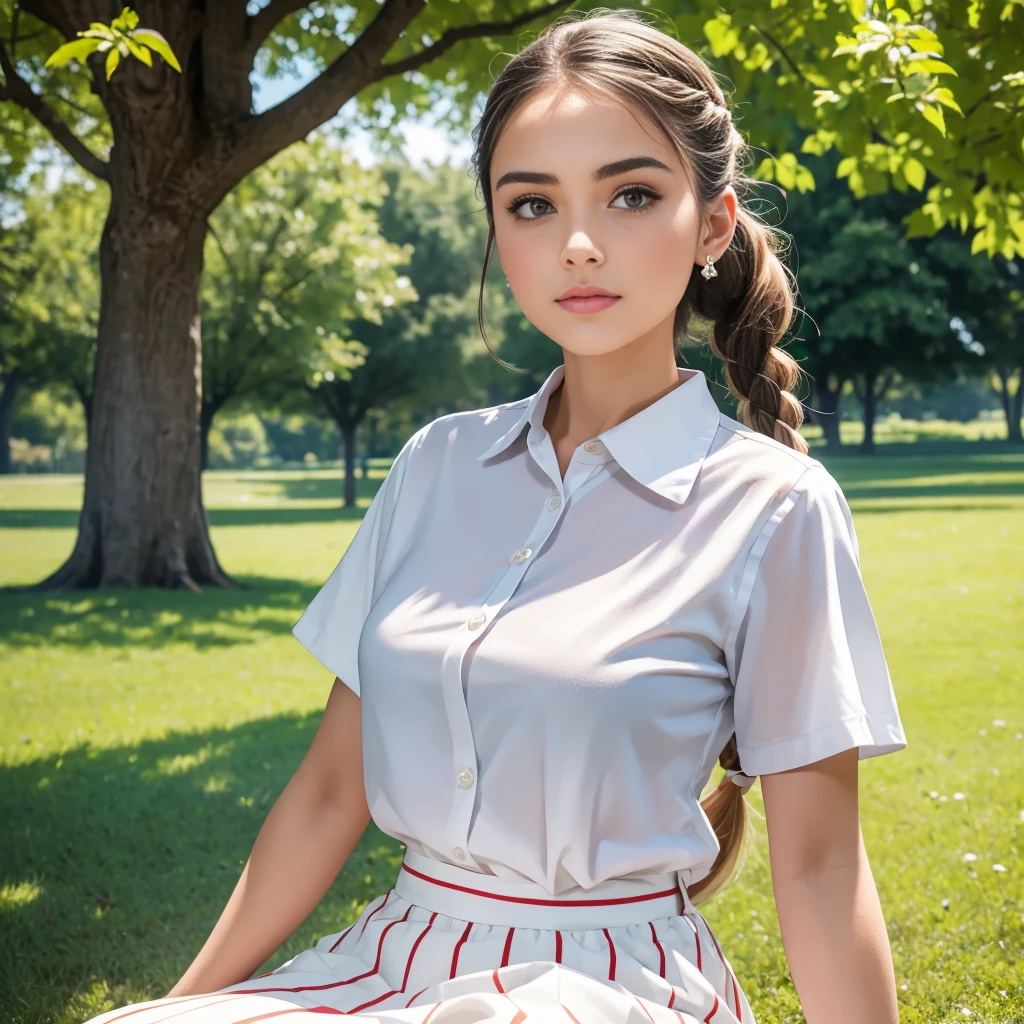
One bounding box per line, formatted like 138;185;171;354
760;748;900;1024
166;678;371;996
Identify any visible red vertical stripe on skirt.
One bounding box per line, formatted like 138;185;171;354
501;927;515;968
684;915;721;1023
357;890;391;941
450;920;474;978
492;968;505;994
634;997;657;1023
650;920;677;1009
328;920;356;953
649;921;667;978
703;913;744;1022
554;930;563;964
602;928;617;981
232;907;414;995
562;1006;584;1024
345;911;438;1014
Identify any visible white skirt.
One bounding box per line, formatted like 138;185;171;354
84;849;755;1024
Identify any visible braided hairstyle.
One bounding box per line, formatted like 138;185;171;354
470;8;810;902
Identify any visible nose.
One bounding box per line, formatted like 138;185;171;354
561;229;604;269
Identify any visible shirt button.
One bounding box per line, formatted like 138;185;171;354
512;547;533;564
546;493;561;510
583;441;598;452
452;847;466;860
467;611;486;630
456;768;475;789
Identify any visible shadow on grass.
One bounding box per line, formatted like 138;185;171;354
0;715;405;1024
0;576;318;651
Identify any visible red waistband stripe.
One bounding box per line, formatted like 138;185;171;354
400;862;681;908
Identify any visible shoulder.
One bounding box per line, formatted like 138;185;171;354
707;411;840;493
404;395;532;462
699;411;852;532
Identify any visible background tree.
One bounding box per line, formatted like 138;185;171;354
200;134;414;470
0;167;101;470
930;240;1023;443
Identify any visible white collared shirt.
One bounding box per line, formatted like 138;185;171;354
292;364;907;892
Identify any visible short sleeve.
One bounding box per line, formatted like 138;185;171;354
291;426;423;696
725;465;907;777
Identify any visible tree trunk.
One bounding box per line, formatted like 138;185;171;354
995;367;1023;444
31;187;235;590
341;421;358;509
0;368;21;476
860;370;878;454
200;399;217;472
812;373;845;451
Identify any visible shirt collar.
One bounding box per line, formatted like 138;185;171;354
477;364;723;506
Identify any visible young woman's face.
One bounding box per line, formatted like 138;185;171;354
490;84;720;359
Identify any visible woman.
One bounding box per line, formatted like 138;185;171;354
83;10;907;1024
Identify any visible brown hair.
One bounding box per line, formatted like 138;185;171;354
470;8;810;903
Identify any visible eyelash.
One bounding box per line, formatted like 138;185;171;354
504;185;663;223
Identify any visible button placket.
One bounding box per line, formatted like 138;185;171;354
440;483;571;866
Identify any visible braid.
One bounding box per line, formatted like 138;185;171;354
690;207;809;454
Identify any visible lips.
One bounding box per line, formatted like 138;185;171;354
556;286;619;301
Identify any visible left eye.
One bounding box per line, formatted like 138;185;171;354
612;188;659;212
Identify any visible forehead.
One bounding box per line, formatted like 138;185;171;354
491;84;680;176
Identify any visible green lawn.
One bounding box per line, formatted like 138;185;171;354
1;451;1022;1024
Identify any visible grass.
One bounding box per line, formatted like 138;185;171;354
1;451;1023;1024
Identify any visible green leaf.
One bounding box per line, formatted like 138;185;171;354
44;37;104;68
123;37;153;66
112;7;140;32
903;156;927;189
131;29;182;73
105;47;121;80
906;57;958;75
919;102;946;135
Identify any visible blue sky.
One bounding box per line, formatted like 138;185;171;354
252;68;473;170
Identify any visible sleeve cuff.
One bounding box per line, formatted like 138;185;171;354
738;713;907;776
291;618;360;696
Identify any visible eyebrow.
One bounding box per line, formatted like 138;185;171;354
494;156;673;191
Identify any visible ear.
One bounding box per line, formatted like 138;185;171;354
698;186;738;265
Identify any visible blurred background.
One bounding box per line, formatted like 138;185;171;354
1;2;1021;1022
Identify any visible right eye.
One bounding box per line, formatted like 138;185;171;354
506;195;553;222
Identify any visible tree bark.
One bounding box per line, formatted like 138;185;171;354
31;187;235;590
0;368;21;475
812;372;845;452
994;367;1023;444
341;421;358;509
857;370;891;454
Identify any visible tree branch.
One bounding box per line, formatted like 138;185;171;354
246;0;311;58
379;0;576;78
0;38;110;180
236;0;425;176
234;0;574;183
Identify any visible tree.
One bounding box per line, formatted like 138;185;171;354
928;240;1023;443
791;185;955;452
300;158;493;507
0;0;578;589
0;167;101;471
200;135;414;470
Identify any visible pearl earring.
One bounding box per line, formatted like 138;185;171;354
701;254;718;280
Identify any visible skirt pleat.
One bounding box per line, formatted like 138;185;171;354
82;885;755;1024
